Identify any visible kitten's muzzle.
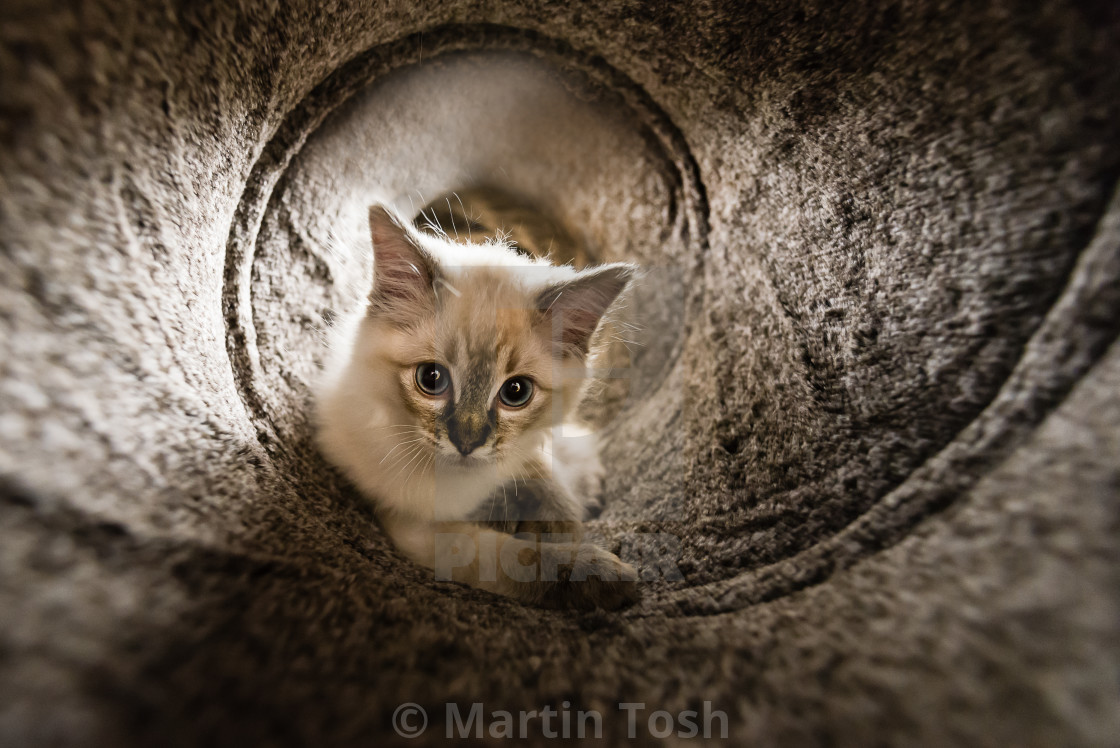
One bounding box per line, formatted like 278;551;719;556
447;418;492;456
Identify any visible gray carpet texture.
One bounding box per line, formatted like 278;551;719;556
2;0;1120;745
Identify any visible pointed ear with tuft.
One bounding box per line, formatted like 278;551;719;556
367;205;440;322
535;263;635;358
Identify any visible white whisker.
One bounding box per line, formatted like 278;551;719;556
395;443;429;482
452;192;471;242
446;197;458;240
379;437;427;465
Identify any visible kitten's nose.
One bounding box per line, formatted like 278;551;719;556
449;422;491;456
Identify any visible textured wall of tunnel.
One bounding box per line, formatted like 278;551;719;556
2;1;1120;745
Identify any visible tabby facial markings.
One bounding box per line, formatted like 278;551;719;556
495;309;527;374
441;348;495;457
443;399;497;457
504;346;522;376
398;371;442;427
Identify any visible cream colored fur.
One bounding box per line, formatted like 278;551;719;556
315;206;639;609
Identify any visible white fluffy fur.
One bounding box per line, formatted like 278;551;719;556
316;221;604;523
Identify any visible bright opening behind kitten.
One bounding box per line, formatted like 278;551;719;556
315;199;639;609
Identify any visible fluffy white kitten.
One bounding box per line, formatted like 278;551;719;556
316;205;638;609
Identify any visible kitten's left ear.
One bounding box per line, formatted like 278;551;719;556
535;263;635;357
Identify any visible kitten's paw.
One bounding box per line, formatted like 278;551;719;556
539;543;640;611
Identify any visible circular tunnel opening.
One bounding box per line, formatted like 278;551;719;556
226;35;709;597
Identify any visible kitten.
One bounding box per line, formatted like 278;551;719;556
316;204;639;609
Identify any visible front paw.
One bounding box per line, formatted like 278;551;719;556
538;543;640;611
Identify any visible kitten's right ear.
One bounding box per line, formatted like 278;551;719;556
368;205;439;321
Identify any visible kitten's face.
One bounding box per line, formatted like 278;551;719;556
372;273;564;468
357;205;632;474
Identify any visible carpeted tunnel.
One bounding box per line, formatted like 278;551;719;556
2;1;1119;745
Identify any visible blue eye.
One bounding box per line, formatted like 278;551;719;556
498;376;534;408
415;363;450;395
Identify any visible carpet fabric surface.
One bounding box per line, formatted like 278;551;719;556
2;0;1119;745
